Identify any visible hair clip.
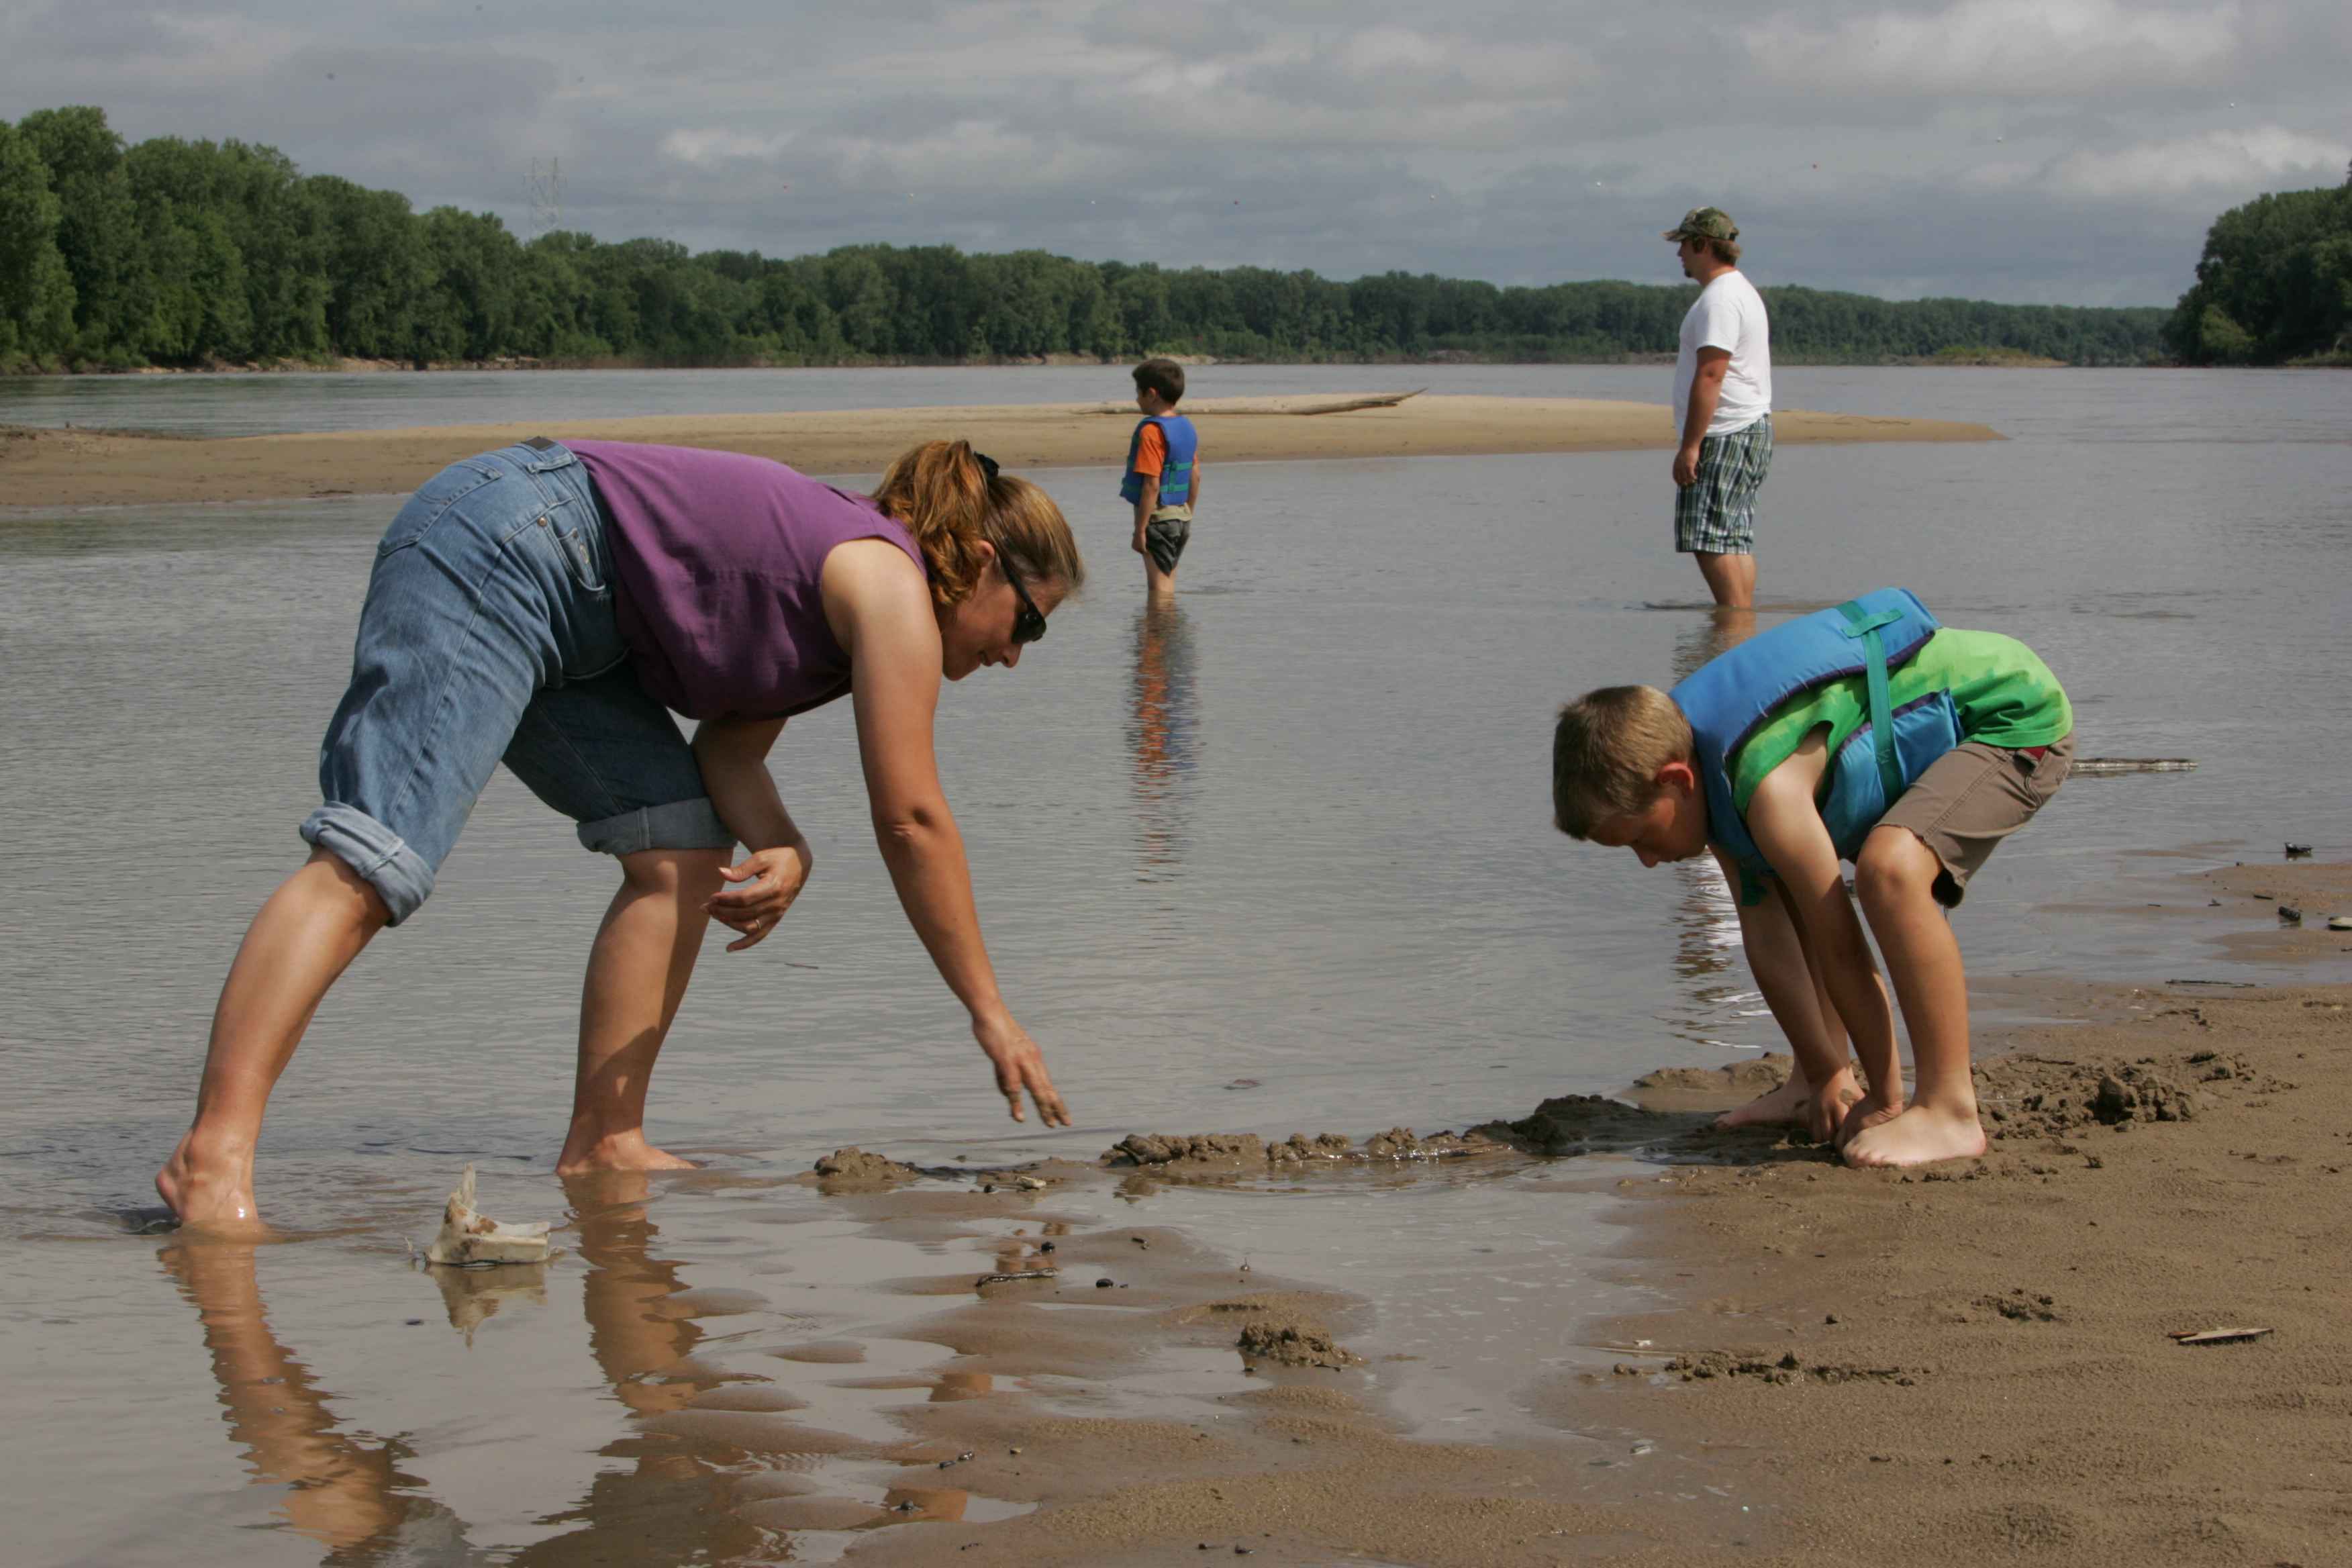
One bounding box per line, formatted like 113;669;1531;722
974;452;1000;483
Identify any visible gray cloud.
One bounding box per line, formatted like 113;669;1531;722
4;0;2345;305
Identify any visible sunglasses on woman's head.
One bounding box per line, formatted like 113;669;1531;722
997;548;1048;644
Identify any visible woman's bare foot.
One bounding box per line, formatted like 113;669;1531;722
1834;1093;1905;1150
1841;1102;1987;1168
156;1130;266;1231
556;1128;699;1176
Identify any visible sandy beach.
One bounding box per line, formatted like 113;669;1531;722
807;976;2352;1564
0;393;1999;510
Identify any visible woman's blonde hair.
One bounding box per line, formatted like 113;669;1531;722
869;440;1085;609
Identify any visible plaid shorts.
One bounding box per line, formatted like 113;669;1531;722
1673;412;1773;555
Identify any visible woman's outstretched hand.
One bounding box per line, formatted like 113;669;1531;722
972;1010;1071;1126
705;840;814;952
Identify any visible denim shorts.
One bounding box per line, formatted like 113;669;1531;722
301;440;733;924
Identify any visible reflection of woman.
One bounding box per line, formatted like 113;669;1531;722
507;1172;764;1567
162;1239;483;1561
160;440;1083;1227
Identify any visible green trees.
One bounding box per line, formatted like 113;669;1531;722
2165;170;2352;364
1;103;2189;372
0;120;77;366
17;107;139;364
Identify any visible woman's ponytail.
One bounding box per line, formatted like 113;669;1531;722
871;440;1085;607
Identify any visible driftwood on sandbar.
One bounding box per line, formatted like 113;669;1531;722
1085;389;1426;417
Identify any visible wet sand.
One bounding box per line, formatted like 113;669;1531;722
6;824;2343;1568
812;997;2351;1565
0;394;1999;510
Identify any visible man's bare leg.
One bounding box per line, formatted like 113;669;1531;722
1843;828;1986;1167
557;848;730;1175
157;851;391;1229
1694;550;1755;609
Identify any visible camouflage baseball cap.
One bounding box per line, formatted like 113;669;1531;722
1662;206;1739;242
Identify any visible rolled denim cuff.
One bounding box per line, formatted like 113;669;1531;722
577;797;736;857
300;804;435;926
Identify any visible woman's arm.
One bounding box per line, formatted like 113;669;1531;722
824;540;1071;1126
692;716;813;952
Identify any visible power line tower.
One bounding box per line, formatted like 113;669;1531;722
526;157;563;237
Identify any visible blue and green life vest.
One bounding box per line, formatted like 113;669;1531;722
1119;414;1197;508
1669;589;1961;898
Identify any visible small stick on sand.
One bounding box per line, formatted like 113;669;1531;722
2070;757;2198;775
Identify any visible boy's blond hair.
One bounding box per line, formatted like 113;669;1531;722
1552;685;1693;838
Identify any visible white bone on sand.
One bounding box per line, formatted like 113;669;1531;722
423;1165;552;1266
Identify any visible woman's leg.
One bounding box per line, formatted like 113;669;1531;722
558;848;731;1174
157;851;391;1227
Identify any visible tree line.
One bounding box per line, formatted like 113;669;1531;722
3;106;2171;373
2163;164;2352;365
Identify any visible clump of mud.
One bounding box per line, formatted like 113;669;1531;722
1469;1095;1679;1157
1662;1351;1917;1387
1976;1049;2275;1140
810;1147;920;1188
1236;1320;1361;1369
1104;1127;1504;1173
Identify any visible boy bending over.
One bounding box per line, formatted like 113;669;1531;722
1553;589;2072;1167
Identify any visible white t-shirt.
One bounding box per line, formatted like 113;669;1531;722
1673;271;1772;439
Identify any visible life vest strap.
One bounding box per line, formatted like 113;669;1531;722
1836;598;1907;808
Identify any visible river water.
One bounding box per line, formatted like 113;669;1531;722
2;364;2346;1565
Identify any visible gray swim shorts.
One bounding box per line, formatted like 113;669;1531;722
1144;507;1193;574
1879;732;2073;906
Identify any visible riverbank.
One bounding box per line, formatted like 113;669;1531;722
817;976;2352;1566
0;394;2000;509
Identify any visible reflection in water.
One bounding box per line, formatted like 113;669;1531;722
161;1239;488;1564
1667;607;1761;1038
1126;603;1201;879
510;1172;765;1568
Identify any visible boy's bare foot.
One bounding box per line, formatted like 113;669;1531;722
1714;1077;1814;1128
156;1130;266;1231
556;1129;699;1176
1715;1067;1863;1143
1834;1094;1905;1150
1840;1103;1987;1169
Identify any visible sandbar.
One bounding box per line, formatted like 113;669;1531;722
1;394;2000;511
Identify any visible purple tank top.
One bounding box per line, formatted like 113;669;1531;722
569;441;928;721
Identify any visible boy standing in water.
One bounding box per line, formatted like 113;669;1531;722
1550;590;2073;1168
1122;358;1201;601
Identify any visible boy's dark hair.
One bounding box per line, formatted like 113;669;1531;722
1132;358;1185;405
1552;685;1693;837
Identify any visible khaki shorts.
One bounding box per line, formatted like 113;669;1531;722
1877;732;2073;907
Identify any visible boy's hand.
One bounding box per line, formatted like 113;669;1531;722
1130;527;1148;556
1672;443;1702;487
1805;1075;1862;1144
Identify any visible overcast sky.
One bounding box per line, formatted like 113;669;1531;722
8;0;2347;307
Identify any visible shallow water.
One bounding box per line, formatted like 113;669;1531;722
3;366;2347;1564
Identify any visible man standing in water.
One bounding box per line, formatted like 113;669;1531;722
1664;207;1772;609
